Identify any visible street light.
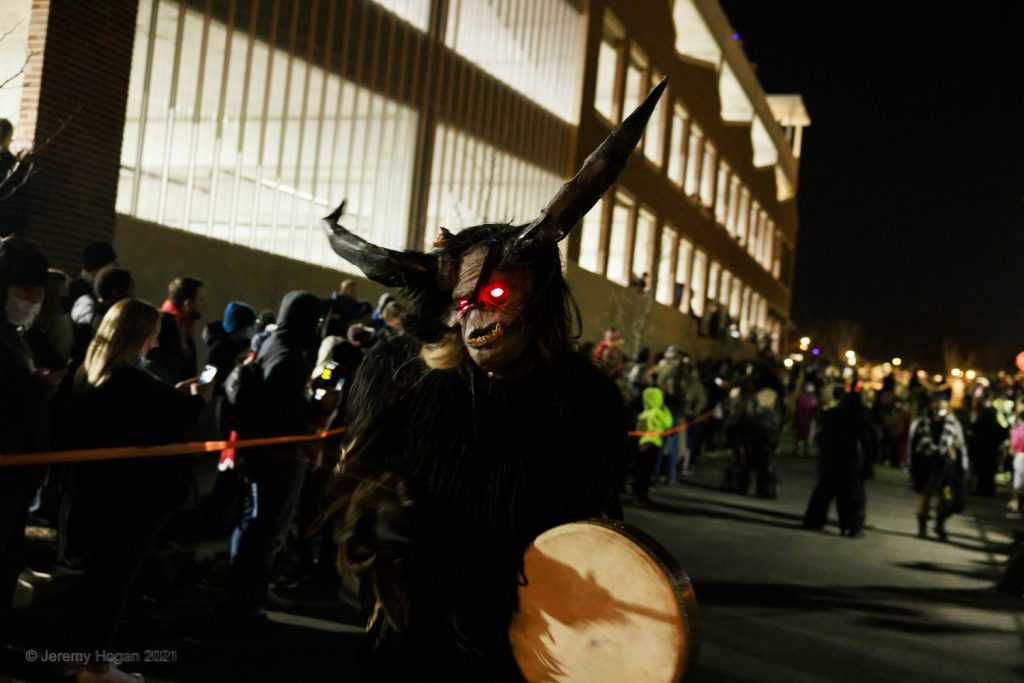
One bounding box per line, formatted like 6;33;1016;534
892;357;902;367
965;370;977;381
783;358;794;369
950;368;963;378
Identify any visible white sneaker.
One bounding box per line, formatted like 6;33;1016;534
76;665;144;683
13;578;33;609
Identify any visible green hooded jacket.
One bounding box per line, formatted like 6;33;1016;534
637;386;673;448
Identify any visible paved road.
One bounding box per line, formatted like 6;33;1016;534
4;453;1021;682
630;453;1023;683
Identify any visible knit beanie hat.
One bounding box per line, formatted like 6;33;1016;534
222;300;257;334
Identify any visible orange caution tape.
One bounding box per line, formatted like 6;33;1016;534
0;427;347;468
2;406;719;467
628;409;715;438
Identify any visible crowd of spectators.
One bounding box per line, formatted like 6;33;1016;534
0;236;403;682
4;233;1024;680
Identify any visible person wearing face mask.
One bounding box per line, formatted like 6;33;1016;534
0;236;53;646
67;298;211;683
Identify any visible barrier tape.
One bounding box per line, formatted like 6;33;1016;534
628;409;716;438
0;427;347;468
0;406;719;467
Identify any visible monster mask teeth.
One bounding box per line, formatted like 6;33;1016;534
467;322;504;348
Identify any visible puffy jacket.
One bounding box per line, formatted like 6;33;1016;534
637;387;673;448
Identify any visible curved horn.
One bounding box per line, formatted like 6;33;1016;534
324;201;437;289
516;77;668;250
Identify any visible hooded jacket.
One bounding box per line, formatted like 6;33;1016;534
249;291;322;438
637;386;673;448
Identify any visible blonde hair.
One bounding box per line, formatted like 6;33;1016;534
77;298;160;390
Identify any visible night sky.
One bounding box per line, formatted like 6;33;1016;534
719;0;1024;371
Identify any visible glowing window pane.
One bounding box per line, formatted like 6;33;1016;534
656;228;676;305
607;198;633;286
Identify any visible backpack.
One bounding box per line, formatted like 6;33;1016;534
220;359;267;436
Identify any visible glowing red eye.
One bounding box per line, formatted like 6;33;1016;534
479;284;510;306
456;297;471;317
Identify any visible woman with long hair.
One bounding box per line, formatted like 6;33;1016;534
69;298;210;683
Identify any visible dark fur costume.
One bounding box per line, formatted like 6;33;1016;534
336;331;625;679
330;230;626;678
323;80;666;680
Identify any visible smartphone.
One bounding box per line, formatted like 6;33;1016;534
198;364;218;385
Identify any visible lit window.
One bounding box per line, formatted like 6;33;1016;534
729;277;742;319
643;69;666;166
720;270;732;309
578;198;605;274
700;141;716;207
707;260;720;303
715;162;729;225
656;227;676;305
667;105;688;186
772;228;782;279
606;195;634;285
690;250;707;316
445;0;585;123
624;49;646;113
726;177;740;236
736;187;750;245
747;200;760;257
675;237;692;310
633;208;656;288
741;287;754;335
594;19;622;123
684;123;703;196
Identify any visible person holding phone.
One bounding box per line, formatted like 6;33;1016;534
68;298;211;683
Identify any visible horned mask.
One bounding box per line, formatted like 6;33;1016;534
325;79;667;372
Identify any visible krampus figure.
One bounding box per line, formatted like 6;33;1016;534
324;80;666;681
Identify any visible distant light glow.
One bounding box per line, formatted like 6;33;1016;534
812;347;821;356
933;374;944;383
783;358;794;369
950;368;963;378
965;370;977;381
732;33;740;40
892;357;902;367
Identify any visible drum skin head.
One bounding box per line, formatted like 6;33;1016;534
510;520;700;682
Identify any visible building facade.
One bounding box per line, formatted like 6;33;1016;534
6;0;807;356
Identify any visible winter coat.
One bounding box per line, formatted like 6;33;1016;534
247;291;322;439
69;365;205;511
637;387;673;448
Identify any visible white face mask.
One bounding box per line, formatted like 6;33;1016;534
5;295;42;329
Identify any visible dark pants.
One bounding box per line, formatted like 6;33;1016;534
733;444;777;498
633;444;659;502
0;468;44;643
74;503;174;653
804;462;866;533
229;450;308;612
